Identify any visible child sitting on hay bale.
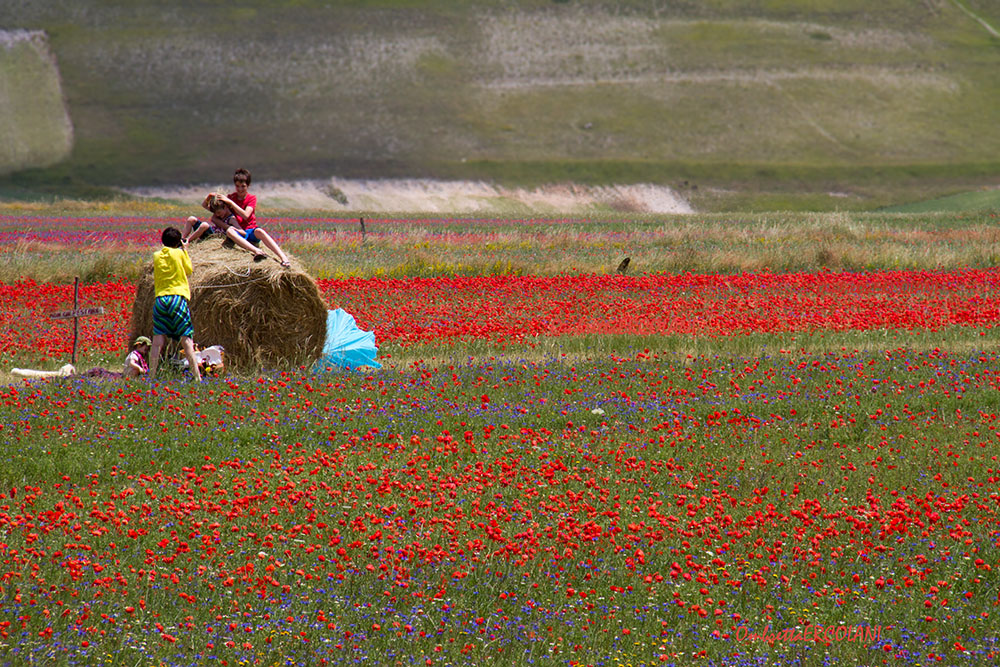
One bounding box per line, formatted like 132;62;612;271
201;167;292;268
183;195;269;262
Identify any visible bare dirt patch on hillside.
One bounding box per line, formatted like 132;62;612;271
126;178;693;215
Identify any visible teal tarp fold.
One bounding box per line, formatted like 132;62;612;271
313;309;382;372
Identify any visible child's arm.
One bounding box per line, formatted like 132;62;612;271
127;352;146;375
201;193;218;212
181;241;193;275
219;213;250;236
218;194;253;222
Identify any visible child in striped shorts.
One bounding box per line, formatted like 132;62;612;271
149;227;202;382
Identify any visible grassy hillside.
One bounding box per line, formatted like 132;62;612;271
0;30;72;172
0;0;998;210
880;185;1000;212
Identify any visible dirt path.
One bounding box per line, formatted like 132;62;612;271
950;0;1000;38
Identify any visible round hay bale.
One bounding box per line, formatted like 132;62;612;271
127;237;327;370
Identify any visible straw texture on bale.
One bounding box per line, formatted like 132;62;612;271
127;237;327;370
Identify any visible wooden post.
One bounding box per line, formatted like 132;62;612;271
72;277;80;364
48;278;105;367
360;217;366;243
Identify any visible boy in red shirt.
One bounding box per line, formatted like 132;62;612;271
183;196;269;261
202;167;291;267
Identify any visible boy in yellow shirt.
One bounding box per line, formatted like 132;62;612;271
149;227;202;381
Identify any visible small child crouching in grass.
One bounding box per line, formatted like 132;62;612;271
123;335;151;378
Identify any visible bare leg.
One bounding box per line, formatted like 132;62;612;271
180;336;202;382
149;334;166;377
187;218;212;242
253;228;290;265
225;227;267;257
182;217;201;241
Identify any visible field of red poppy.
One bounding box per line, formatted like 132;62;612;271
3;213;1000;666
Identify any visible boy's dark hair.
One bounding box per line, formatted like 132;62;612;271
234;167;251;186
162;226;183;248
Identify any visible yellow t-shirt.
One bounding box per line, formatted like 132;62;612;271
153;246;193;299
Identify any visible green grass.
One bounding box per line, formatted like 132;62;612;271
6;209;1000;286
880;187;1000;213
0;31;72;173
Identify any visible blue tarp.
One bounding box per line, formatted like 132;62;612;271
313;309;382;372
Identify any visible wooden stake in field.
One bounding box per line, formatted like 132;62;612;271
48;277;105;365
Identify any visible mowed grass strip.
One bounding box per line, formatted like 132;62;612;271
2;210;999;286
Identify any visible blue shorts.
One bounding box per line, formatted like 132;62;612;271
153;295;194;341
231;226;262;245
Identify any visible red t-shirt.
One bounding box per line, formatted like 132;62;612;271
228;192;257;230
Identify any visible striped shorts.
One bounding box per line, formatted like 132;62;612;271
153;294;194;341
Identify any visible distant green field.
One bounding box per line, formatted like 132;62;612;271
880;187;1000;213
0;0;998;211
